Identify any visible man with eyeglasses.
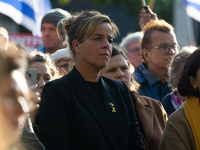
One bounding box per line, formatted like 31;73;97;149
134;19;180;101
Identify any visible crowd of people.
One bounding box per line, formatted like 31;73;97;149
0;4;200;150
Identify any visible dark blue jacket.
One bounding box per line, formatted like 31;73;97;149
133;62;171;101
161;92;175;117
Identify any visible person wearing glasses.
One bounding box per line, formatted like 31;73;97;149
120;32;143;69
133;19;180;101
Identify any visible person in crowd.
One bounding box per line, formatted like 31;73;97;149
38;8;71;54
36;10;145;150
27;50;60;135
0;44;45;150
120;31;143;69
101;45;167;150
133;19;180;101
50;48;74;75
159;48;200;150
27;50;60;97
161;46;196;116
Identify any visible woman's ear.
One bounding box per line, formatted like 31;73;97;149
188;76;196;87
72;40;80;54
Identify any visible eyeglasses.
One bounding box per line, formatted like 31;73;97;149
147;45;181;53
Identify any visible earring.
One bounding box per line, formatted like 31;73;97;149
194;85;196;89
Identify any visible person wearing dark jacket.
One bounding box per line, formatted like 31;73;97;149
36;10;145;150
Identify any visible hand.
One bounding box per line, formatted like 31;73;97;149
139;5;158;28
29;85;41;122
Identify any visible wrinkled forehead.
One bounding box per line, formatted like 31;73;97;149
150;30;177;44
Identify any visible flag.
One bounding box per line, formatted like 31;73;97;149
185;0;200;22
0;0;52;36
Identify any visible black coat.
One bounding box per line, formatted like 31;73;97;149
36;67;145;150
12;126;45;150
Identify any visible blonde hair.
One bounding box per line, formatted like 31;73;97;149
63;10;119;58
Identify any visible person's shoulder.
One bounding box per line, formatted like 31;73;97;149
165;107;191;138
170;107;185;117
133;64;146;83
44;73;72;92
161;92;174;113
162;92;172;102
13;126;45;150
167;108;186;124
138;95;164;107
134;64;143;75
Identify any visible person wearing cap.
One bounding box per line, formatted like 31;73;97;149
39;8;71;54
51;48;74;75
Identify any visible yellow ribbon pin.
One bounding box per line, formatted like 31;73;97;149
108;102;116;113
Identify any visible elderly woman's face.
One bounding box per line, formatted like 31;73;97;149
74;22;113;70
0;70;30;149
28;61;52;95
101;54;131;87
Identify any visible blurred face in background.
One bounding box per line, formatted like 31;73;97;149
41;23;65;54
28;61;52;96
0;70;30;149
101;54;131;87
127;40;142;69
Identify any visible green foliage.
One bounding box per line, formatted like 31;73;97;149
91;0;172;23
58;0;71;5
57;0;173;24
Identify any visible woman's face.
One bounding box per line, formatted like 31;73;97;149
74;22;113;70
101;54;131;87
28;61;51;95
0;70;30;149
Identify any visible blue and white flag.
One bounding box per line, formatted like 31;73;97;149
0;0;52;36
185;0;200;22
